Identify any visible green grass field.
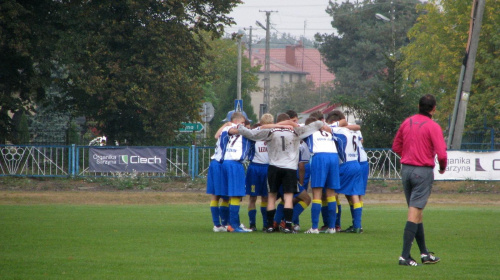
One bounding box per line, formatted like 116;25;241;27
1;202;499;279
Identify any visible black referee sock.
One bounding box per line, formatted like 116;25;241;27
284;208;293;229
415;223;428;255
402;221;418;259
267;209;276;228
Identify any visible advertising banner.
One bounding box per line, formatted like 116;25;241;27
434;151;500;180
89;147;166;173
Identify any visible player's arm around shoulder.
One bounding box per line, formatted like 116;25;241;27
296;120;324;138
237;125;270;141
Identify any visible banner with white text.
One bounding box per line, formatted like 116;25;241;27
434;151;500;180
89;147;166;173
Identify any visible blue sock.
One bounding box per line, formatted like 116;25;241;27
336;204;342;228
261;203;268;227
321;202;328;227
311;200;322;229
292;201;307;225
327;197;337;229
248;208;256;226
210;200;221;226
219;201;229;226
229;204;241;228
353;203;362;229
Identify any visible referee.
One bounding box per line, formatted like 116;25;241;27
392;94;448;266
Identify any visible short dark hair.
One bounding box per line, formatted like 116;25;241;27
285;110;298;119
309;110;324;120
419;94;436;114
276;113;290;123
305;117;317;125
326;110;345;123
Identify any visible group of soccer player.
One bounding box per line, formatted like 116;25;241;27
206;108;368;234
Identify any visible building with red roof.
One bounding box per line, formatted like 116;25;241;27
246;43;335;118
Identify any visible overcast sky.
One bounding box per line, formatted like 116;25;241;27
225;0;337;40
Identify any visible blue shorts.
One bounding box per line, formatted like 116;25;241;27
359;161;369;195
245;162;269;197
310;153;340;191
338;161;363;195
206;159;223;195
221;160;246;197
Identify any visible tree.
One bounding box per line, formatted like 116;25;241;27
55;0;241;145
201;35;259;144
358;56;421;148
0;0;59;143
315;0;421;113
401;0;500;137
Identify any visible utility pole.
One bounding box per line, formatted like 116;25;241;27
237;30;243;100
257;10;277;115
245;26;253;66
449;0;485;149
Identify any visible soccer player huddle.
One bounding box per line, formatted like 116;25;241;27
206;109;368;234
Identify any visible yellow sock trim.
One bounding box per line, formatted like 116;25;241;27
230;197;241;206
298;201;308;209
336;196;341;204
322;201;328;207
210;200;219;207
279;201;284;206
313;199;322;205
361;201;364;207
248;207;256;211
353;202;362;209
261;202;268;208
220;201;229;207
349;201;354;206
327;196;336;203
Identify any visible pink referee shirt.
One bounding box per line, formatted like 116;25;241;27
392;114;447;170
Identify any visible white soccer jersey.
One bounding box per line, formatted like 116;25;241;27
304;129;338;154
220;124;251;162
331;126;359;163
238;121;323;169
353;130;368;162
211;134;226;162
248;140;269;164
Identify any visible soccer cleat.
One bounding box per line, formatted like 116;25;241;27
319;225;328;233
304;228;320;234
399;256;421;266
213;226;227;232
265;226;277;233
239;224;253;232
344;227;363;233
342;225;353;232
325;228;336;234
293;224;301;232
279;220;286;231
335;226;342;232
282;227;297;234
226;225;234;232
248;225;258;232
421;252;440;264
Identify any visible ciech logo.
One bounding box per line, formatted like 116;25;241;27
119;155;162;165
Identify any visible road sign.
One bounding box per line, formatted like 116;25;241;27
179;122;204;132
200;102;215;123
234;99;243;111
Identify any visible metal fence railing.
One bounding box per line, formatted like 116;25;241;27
1;144;401;180
2;144;497;180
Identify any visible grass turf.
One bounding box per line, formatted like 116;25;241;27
0;203;498;279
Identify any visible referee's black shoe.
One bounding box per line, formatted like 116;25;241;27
421;252;440;264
